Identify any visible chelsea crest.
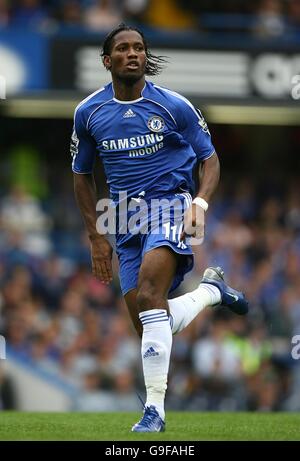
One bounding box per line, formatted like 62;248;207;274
147;116;165;133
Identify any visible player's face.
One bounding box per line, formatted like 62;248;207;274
105;30;146;83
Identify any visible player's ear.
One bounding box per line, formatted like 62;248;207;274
103;55;112;71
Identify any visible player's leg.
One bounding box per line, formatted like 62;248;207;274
125;282;219;338
124;289;142;337
132;246;178;432
125;267;248;339
170;266;249;333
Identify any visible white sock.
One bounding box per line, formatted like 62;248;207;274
168;284;221;334
139;308;172;421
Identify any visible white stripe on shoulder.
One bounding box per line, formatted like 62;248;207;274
154;84;201;121
74;87;105;119
143;97;177;127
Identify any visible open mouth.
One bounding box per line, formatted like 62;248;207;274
126;62;139;70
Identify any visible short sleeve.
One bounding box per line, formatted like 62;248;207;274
177;98;215;162
71;106;97;174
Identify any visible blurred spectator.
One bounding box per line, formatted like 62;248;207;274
213;210;253;250
252;0;286;38
192;318;244;410
143;0;197;31
56;289;86;350
0;185;52;257
59;0;82;28
0;0;9;26
83;0;122;32
285;183;300;232
192;319;242;381
11;0;51;31
123;0;148;23
109;370;140;411
73;367;140;411
36;256;67;310
0;185;50;232
287;0;300;34
73;370;116;411
29;333;60;375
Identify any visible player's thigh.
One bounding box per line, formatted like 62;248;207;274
137;246;178;305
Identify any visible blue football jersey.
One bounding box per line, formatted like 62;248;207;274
71;81;215;202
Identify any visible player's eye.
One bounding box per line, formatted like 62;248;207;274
117;46;126;52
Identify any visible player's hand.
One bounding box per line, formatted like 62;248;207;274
180;203;205;241
90;236;113;284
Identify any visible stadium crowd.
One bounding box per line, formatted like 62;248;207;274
0;131;300;411
0;0;300;40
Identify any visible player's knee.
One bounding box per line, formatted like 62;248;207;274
136;283;165;311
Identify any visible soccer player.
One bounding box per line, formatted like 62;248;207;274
71;24;249;432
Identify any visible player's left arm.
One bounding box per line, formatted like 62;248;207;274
178;102;220;240
180;152;220;240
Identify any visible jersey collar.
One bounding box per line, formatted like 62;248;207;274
112;81;147;104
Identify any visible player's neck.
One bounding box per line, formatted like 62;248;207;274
113;78;145;101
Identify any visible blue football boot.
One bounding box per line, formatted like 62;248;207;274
132;405;165;433
201;266;249;315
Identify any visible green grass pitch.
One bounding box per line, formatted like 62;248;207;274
0;412;300;441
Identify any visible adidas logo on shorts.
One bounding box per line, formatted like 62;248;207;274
123;108;136;118
143;346;159;358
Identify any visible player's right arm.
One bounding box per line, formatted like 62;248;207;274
72;106;113;284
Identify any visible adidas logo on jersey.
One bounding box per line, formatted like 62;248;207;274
143;346;159;358
123;108;136;118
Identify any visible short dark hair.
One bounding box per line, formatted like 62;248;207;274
101;23;167;76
